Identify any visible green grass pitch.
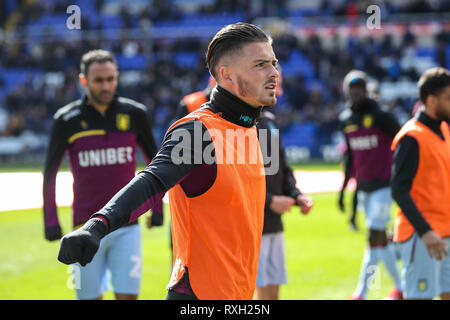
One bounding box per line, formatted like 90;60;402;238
0;193;400;300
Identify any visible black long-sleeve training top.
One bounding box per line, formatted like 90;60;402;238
93;85;264;233
257;109;301;234
391;111;445;237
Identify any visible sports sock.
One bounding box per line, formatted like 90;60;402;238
379;243;402;290
353;246;379;299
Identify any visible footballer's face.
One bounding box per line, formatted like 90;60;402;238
218;42;280;108
434;86;450;122
81;61;119;107
348;86;367;105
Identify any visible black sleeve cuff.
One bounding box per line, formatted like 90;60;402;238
416;222;433;237
83;218;108;240
45;224;62;241
290;189;302;199
150;210;164;226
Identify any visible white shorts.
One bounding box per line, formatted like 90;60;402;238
71;224;142;300
358;187;392;231
256;232;287;287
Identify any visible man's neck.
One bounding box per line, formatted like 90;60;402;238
423;108;440;122
209;85;263;128
219;84;260;109
87;96;109;114
416;110;444;140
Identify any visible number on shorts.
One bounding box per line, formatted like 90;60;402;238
129;255;142;279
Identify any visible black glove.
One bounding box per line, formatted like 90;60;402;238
338;190;345;213
45;224;63;241
146;200;164;228
150;210;163;227
57;218;108;267
146;210;164;228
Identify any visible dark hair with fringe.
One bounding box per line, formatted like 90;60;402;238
418;67;450;104
206;23;272;78
80;49;117;76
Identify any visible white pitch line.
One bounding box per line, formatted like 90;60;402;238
0;171;355;212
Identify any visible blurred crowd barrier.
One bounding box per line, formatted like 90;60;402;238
0;0;449;164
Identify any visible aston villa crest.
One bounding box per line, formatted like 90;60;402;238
116;114;130;131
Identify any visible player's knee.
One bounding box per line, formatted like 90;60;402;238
368;229;387;246
115;293;138;300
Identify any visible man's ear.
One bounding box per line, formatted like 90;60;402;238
218;65;233;85
425;95;437;110
79;73;87;88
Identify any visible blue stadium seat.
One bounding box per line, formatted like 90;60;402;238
0;69;42;99
5;0;17;16
174;52;199;68
74;0;96;11
101;15;123;29
116;55;148;70
446;45;450;69
305;79;326;92
287;50;315;79
415;47;436;58
281;122;317;148
291;8;321;17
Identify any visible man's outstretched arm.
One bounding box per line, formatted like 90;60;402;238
58;121;211;265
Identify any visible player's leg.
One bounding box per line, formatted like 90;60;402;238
352;191;379;299
73;236;109;300
256;285;280;300
267;232;287;300
380;241;403;299
349;189;358;231
399;233;439;299
352;239;380;299
114;293;137;300
368;229;402;299
255;233;270;300
255;232;287;300
107;224;142;300
440;293;450;300
367;187;402;298
439;237;450;300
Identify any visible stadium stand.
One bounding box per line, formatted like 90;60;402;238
0;0;449;162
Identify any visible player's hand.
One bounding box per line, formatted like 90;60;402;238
151;210;163;227
57;219;107;266
421;230;448;261
296;194;313;215
270;196;295;215
45;224;63;241
146;211;153;229
338;191;345;213
146;210;164;229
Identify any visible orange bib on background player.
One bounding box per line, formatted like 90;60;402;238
167;108;266;300
183;91;208;113
392;120;450;242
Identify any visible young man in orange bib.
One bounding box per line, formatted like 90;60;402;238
391;67;450;299
57;22;281;300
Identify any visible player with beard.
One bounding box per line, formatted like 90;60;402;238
339;70;403;300
43;50;163;300
57;23;281;300
391;67;450;299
